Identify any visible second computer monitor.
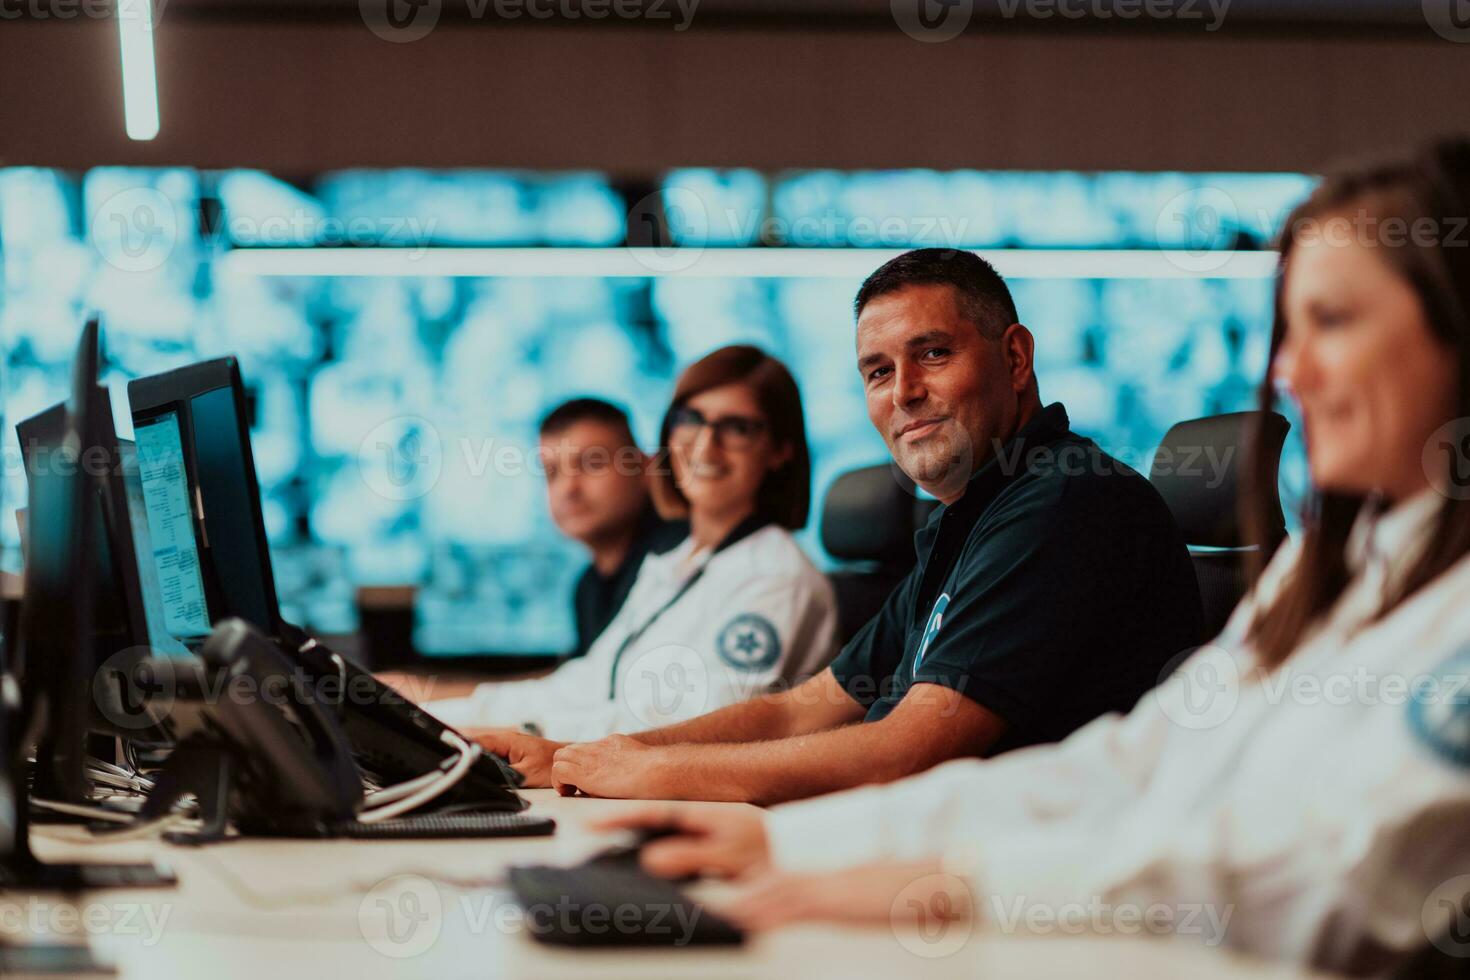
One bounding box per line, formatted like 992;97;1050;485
128;358;283;643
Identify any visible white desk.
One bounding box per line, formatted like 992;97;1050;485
13;791;1319;980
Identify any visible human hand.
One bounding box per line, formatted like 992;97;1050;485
462;728;566;788
551;734;668;799
586;802;771;880
720;860;967;932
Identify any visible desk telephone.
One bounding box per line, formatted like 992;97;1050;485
140;619;551;842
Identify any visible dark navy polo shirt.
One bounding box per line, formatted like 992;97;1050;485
830;402;1204;755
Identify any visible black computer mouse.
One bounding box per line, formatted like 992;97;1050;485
583;826;691;878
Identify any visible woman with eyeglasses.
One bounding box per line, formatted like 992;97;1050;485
428;345;838;786
592;140;1470;975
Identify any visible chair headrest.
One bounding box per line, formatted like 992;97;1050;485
1148;411;1290;549
821;463;935;565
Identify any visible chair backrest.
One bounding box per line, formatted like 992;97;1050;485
1391;933;1470;979
820;463;936;645
1148;411;1290;640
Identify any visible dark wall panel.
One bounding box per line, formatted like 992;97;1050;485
1;19;1466;173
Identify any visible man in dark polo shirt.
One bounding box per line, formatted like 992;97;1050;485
539;399;686;659
834;399;1201;754
544;249;1203;805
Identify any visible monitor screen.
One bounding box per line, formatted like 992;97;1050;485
117;443;192;658
133;412;212;640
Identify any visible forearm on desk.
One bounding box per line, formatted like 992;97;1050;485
631;670;862;747
654;684;1006;805
653;720;937;805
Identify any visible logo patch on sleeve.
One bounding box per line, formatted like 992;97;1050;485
913;592;951;678
717;614;782;671
1409;647;1470;769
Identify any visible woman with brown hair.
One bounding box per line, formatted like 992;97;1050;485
593;141;1470;975
430;345;837;785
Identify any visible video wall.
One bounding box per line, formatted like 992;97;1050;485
0;166;1314;655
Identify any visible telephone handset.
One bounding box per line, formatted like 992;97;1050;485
143;618;363;839
201;618;363;826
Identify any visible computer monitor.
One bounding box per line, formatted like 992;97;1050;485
128;358;283;642
15;411;190;757
16;410;156;682
125;357;532;819
3;319;174;888
15;323;118;804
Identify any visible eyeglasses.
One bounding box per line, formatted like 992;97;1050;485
668;406;769;449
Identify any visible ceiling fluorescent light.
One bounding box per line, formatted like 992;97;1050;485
217;247;1279;280
117;0;160;141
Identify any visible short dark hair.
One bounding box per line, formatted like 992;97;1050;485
538;398;636;446
651;345;812;530
854;248;1019;339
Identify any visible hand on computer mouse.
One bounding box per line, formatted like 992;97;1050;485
583;826;688;872
587;804;771;880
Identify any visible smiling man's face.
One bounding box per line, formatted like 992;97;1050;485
856;283;1032;502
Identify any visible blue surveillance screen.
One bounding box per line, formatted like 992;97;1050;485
0;165;1314;656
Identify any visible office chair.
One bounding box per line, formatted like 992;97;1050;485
820;464;937;645
1147;411;1290;641
1392;934;1470;980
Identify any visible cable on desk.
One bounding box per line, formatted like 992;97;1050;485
362;767;445;808
85;768;153;795
357;731;480;824
87;756;155;791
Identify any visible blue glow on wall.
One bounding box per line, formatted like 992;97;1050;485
0;166;1312;656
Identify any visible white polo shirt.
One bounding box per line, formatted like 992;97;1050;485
766;490;1470;974
429;523;838;743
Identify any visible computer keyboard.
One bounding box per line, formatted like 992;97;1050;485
507;864;745;947
332;812;556;839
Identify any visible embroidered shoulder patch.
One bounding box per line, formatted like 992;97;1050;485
1409;647;1470;769
717;614;782;671
913;592;951;678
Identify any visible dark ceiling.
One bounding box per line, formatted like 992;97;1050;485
168;0;1425;17
45;0;1439;30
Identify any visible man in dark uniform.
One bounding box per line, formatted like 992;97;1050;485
538;399;686;659
519;250;1204;805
